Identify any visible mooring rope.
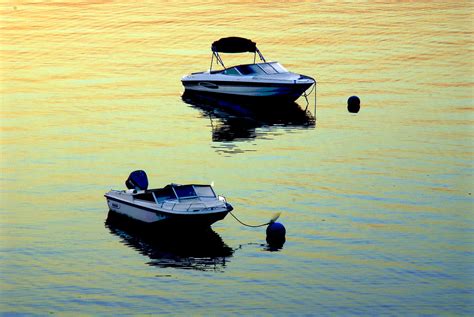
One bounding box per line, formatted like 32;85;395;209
229;211;272;228
303;78;316;116
305;80;316;98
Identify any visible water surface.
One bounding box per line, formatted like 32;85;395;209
1;1;473;315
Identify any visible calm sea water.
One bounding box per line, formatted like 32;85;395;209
1;1;473;315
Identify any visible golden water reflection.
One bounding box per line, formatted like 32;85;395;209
105;211;234;272
1;0;473;315
182;92;315;143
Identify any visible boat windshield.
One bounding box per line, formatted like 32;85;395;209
258;63;278;74
235;62;288;75
173;185;216;199
194;185;216;198
223;67;241;75
153;186;176;202
236;64;266;75
269;62;288;73
174;185;197;199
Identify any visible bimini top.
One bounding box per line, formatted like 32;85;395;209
211;37;257;53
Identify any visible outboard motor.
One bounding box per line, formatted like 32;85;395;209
125;170;149;191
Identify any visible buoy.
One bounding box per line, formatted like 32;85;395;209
266;222;286;247
347;95;360;113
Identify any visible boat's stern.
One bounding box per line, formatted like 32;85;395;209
104;189;138;213
104;190;127;213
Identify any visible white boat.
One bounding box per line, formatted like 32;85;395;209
181;37;316;102
104;170;233;229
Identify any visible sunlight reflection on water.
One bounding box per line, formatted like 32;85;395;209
1;0;473;315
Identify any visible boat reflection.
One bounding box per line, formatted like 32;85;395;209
182;91;315;142
105;211;233;271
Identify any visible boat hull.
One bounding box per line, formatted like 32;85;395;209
181;80;313;103
105;194;231;229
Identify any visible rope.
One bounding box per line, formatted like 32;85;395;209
303;78;316;113
229;211;271;228
305;81;316;97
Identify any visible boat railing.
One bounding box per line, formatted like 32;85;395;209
159;198;227;212
158;201;208;212
186;202;207;212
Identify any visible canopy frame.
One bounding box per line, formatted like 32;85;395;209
209;37;266;71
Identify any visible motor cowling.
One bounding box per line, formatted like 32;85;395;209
125;170;149;191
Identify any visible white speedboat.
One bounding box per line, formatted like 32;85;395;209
181;37;316;102
104;170;233;229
